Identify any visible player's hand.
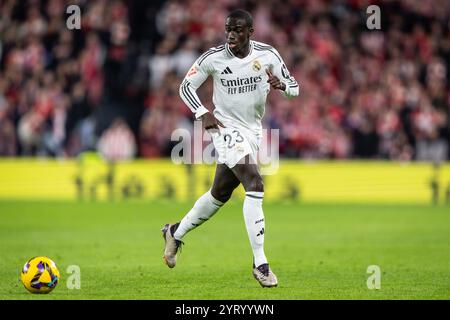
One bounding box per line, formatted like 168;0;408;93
266;68;286;91
200;112;226;131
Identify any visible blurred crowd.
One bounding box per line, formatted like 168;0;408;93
1;0;449;161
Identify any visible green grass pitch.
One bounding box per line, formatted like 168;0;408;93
0;200;449;299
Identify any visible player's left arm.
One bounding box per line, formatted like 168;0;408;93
267;49;299;98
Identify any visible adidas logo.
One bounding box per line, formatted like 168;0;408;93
256;228;265;237
221;66;233;74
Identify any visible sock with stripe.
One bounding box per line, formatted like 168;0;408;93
243;191;268;268
173;190;223;240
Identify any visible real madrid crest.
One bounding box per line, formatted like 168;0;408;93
252;60;261;72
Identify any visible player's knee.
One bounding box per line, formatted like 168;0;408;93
211;187;233;203
245;174;264;192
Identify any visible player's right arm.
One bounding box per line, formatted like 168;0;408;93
179;51;225;129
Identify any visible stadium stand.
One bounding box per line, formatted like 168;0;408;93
0;0;449;160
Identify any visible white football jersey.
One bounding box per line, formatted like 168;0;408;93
180;40;299;135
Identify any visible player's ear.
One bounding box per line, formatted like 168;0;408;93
248;27;254;37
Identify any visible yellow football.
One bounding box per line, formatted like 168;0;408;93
20;256;60;294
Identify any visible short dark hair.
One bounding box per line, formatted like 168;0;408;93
227;9;253;28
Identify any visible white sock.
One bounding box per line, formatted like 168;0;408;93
243;191;268;268
173;190;223;240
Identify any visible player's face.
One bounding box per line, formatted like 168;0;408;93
225;17;253;52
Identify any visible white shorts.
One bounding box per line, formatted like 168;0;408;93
210;127;260;168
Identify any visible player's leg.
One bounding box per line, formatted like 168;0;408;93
174;164;240;239
162;164;240;268
231;155;277;287
210;163;241;202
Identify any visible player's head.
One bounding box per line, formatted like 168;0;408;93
225;9;254;51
